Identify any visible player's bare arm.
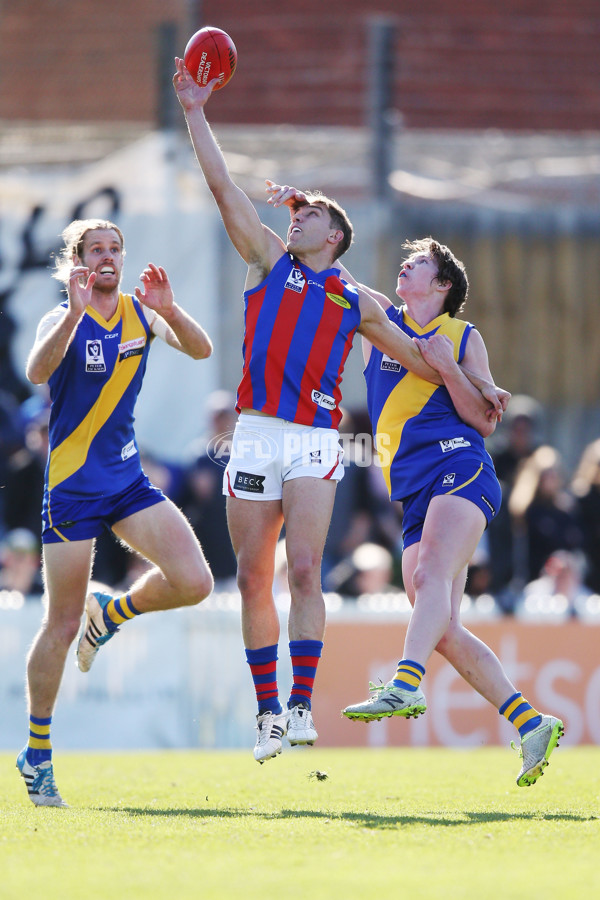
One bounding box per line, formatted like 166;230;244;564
173;60;284;284
416;331;500;436
26;266;94;384
135;263;212;359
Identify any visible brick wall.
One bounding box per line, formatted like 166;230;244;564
1;0;599;130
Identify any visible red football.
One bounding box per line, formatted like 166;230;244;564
184;26;237;92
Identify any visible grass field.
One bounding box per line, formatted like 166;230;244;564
1;746;598;899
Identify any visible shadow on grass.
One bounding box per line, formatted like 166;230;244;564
99;807;597;828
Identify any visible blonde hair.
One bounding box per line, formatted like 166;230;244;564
508;445;564;519
53;219;125;285
572;438;600;497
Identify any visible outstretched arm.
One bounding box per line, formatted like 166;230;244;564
173;60;284;275
135;264;212;359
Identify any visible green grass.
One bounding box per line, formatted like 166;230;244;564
1;747;598;899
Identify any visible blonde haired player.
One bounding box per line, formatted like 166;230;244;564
17;220;214;806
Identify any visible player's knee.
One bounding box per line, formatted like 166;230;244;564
287;554;320;595
236;564;264;598
178;565;213;606
412;562;449;595
46;614;82;647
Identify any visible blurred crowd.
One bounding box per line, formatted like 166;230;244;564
1;374;599;618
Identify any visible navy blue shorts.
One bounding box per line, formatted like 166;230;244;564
401;460;501;551
42;473;166;544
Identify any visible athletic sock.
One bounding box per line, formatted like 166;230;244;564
245;644;282;715
288;639;323;710
499;692;542;737
392;658;425;692
27;714;52;765
103;592;142;632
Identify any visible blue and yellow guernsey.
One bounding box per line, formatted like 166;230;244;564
364;306;493;501
45;292;153;505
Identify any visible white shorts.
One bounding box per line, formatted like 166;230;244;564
223;414;344;501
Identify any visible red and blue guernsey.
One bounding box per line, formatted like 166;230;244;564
236;253;361;429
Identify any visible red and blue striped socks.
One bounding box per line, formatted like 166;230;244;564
245;644;282;714
288;639;323;710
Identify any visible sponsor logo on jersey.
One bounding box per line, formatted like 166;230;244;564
121;439;137;461
118;336;146;361
481;494;496;516
311;389;336;410
442;472;456;486
86;339;106;372
326;291;352;309
285;268;305;293
234;471;265;494
439;437;472;452
380;354;402;372
104;332;119;339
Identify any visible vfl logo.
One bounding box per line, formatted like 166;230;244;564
326;292;351;309
234;471;265;494
285;267;305;293
309;450;322;465
439;437;472;453
380;354;402;372
442;473;456;487
86;340;106;372
311;389;336;410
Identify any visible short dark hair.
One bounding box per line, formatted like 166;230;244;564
293;191;354;261
403;237;469;316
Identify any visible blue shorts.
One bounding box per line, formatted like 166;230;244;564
42;473;166;544
401;460;501;550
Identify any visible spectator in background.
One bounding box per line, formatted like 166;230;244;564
180;390;238;588
571;438;600;594
0;528;44;598
508;445;584;586
492;394;543;485
522;549;592;619
486;394;543;608
327;541;395;598
3;404;49;536
322;407;403;590
0;388;26;536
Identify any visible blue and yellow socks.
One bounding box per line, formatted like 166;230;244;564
27;714;52;765
103;592;142;633
288;639;323;710
392;659;425;692
246;644;282;715
499;692;542;737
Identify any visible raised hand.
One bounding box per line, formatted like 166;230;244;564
173;57;221;112
134;264;175;318
67;266;96;317
265;180;308;209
